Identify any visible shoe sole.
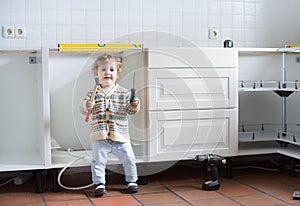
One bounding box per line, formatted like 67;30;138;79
128;187;138;194
95;189;107;197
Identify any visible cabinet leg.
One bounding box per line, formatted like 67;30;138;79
279;154;285;172
289;158;296;177
137;163;148;185
225;157;232;178
46;169;52;179
34;170;44;193
138;176;148;185
51;169;60;192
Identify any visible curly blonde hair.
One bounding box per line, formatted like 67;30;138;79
92;53;122;77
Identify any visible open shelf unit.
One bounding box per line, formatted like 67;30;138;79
0;48;51;171
238;48;300;158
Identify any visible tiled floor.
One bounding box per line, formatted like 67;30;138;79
1;157;300;206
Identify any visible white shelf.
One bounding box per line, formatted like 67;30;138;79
0;151;44;171
278;145;300;159
238;141;279;156
278;48;300;53
239;88;299;92
239;131;278;142
238;47;300;54
276;138;300;147
238;47;279;53
239;80;299;93
51;149;146;169
51;149;93;169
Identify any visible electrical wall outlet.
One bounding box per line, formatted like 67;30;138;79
208;29;219;39
2;26;15;38
2;25;26;38
296;57;300;63
15;26;26;38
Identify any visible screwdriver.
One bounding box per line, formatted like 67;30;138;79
129;72;136;103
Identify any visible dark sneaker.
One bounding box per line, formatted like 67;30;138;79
127;182;138;194
95;184;107;197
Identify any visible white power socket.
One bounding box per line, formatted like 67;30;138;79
2;26;14;38
15;26;26;38
208;28;219;39
2;25;26;38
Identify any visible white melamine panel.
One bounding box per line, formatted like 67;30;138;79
148;109;238;162
0;50;50;171
49;52;94;152
148;68;237;110
145;48;238;68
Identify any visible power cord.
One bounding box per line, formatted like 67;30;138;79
0;177;16;187
57;148;94;190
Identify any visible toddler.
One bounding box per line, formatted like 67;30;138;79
80;53;140;197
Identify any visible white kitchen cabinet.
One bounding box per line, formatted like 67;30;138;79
48;48;239;165
2;46;300;193
5;46;300;190
0;47;239;174
0;48;51;172
143;48;239;162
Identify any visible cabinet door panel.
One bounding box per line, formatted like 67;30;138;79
148;69;237;110
148;109;237;162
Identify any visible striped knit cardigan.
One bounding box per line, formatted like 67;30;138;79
80;84;140;143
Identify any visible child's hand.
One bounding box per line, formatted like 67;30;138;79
86;100;95;110
130;99;139;108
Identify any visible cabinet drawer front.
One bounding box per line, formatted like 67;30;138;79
146;48;238;68
148;69;237;110
148;109;237;162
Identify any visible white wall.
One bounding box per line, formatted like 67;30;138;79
1;0;300;49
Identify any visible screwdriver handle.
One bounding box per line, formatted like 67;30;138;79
85;84;98;122
130;88;136;103
85;109;92;122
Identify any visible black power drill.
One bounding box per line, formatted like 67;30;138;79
195;154;226;191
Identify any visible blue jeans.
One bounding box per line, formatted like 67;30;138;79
91;139;138;185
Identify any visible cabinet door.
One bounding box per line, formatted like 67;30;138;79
148;109;238;162
148;68;237;110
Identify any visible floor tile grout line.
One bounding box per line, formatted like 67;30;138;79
214;190;244;206
131;193;145;206
84;190;95;206
233;179;293;205
153;174;243;206
40;193;47;206
158;182;194;206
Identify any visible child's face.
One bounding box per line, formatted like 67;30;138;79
97;59;118;88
